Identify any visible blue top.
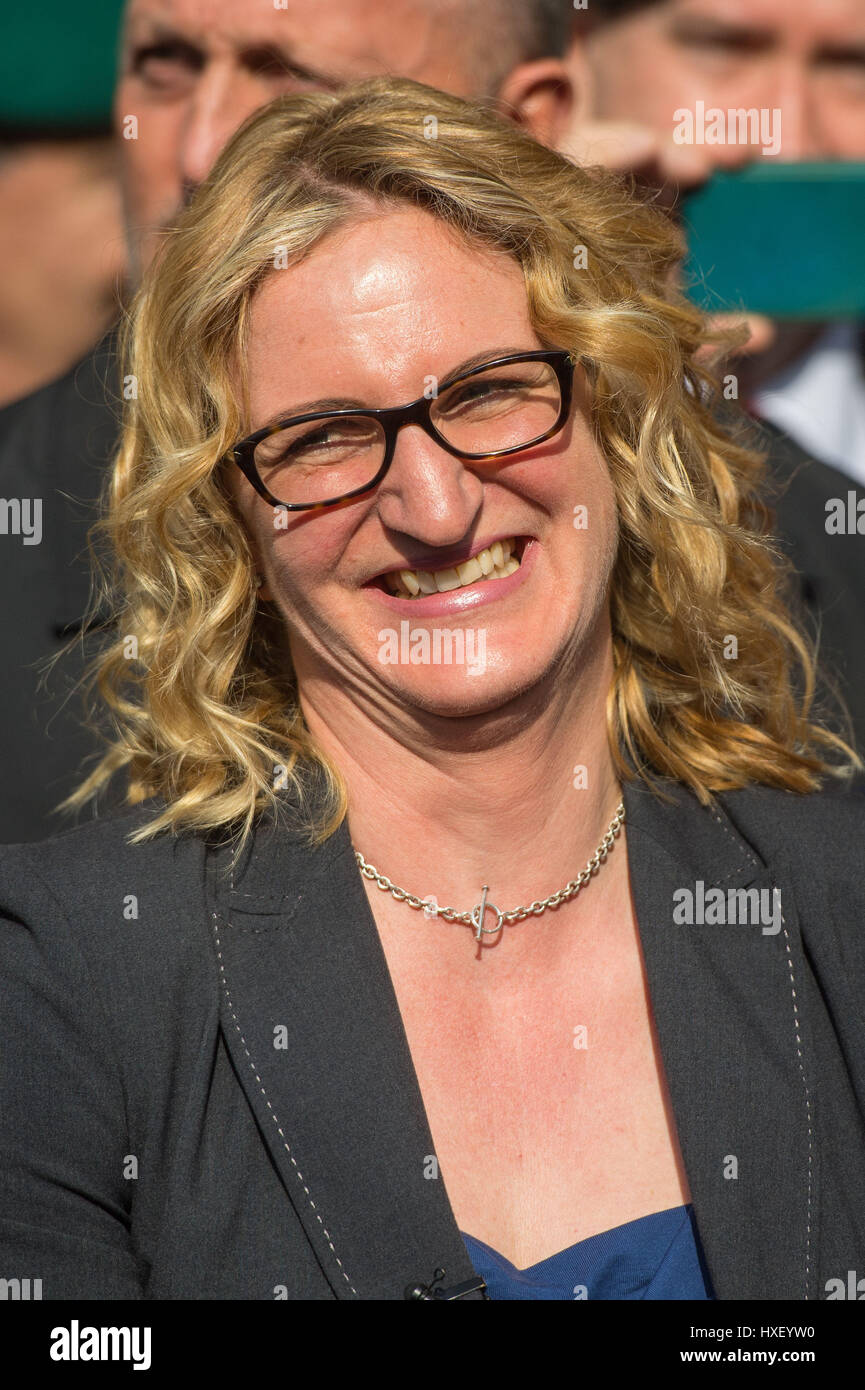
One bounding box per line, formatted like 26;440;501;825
461;1204;715;1300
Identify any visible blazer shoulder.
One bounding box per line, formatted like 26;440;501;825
0;802;211;977
0;797;190;872
718;778;865;878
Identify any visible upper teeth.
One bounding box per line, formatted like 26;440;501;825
387;538;521;598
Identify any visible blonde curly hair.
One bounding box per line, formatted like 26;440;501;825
66;76;859;846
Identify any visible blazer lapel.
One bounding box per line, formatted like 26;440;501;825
207;778;817;1301
206;807;486;1300
622;778;818;1300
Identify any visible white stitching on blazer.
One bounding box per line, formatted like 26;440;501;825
711;804;812;1296
776;886;814;1299
210;909;359;1297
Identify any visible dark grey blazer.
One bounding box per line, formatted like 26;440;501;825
1;774;864;1300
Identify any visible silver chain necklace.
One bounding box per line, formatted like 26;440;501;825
354;800;625;942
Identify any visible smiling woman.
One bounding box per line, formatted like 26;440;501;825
71;79;854;841
2;77;865;1303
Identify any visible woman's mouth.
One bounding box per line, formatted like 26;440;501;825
381;536;525;599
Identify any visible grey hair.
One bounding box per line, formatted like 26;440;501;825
454;0;570;95
497;0;571;58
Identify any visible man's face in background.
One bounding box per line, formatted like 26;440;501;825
114;0;571;278
577;0;865;168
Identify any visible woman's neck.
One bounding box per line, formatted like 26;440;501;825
297;630;621;918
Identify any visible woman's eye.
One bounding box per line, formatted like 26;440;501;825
445;379;512;408
262;421;378;469
276;428;334;460
459;384;495;401
442;378;532;416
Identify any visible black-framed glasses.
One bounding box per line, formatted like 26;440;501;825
227;349;576;511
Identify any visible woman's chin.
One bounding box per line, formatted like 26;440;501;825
371;646;551;719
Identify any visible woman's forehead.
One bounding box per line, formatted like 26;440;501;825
255;207;523;319
245;207;534;410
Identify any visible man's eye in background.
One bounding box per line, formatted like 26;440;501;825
668;23;765;60
129;41;202;91
818;50;865;92
241;48;332;89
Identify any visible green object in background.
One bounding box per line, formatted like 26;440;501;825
681;162;865;320
0;0;125;131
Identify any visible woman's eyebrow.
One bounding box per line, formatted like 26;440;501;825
257;395;367;430
439;345;541;385
256;347;540;428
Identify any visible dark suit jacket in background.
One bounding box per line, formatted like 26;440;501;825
0;338;863;844
0;775;864;1299
759;417;865;740
0;336;120;842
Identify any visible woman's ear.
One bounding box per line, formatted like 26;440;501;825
254;571;274;602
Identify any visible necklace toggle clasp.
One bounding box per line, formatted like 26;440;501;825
471;884;505;941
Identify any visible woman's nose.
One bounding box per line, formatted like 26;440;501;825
372;425;485;546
